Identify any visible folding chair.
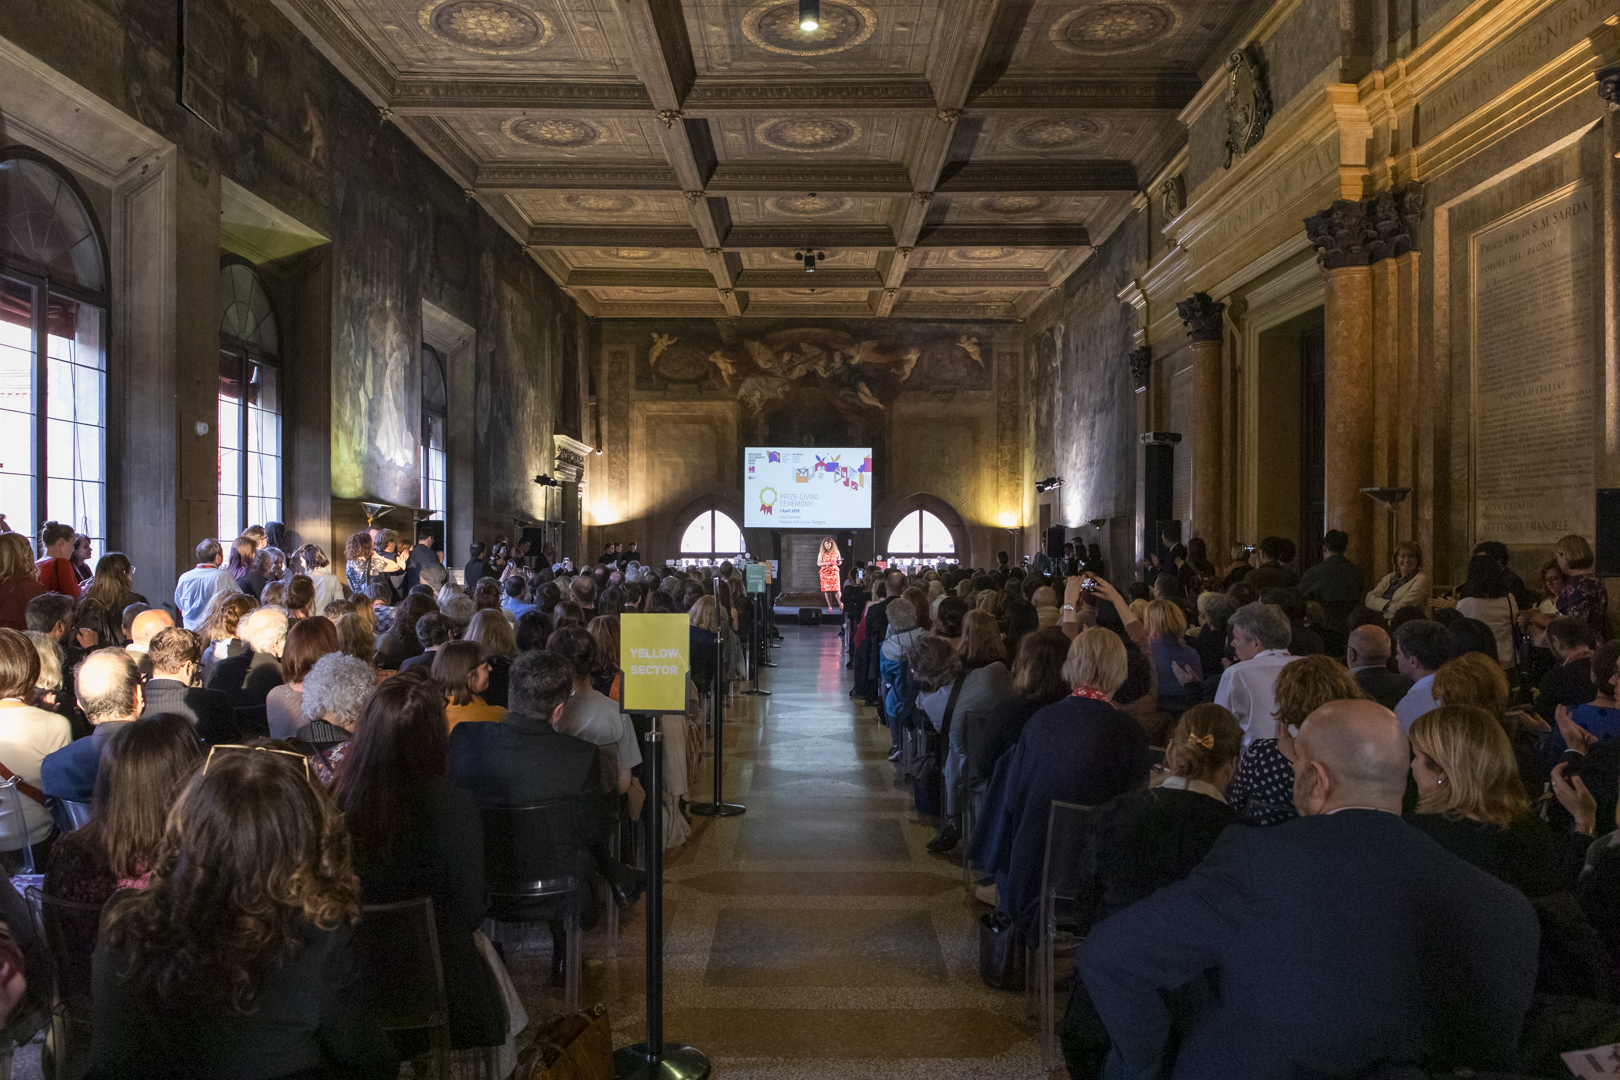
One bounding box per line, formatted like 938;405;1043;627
1033;800;1092;1073
479;800;586;1013
25;888;102;1080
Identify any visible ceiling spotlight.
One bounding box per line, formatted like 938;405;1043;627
794;248;826;274
799;0;820;32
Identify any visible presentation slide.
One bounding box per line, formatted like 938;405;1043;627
744;447;872;529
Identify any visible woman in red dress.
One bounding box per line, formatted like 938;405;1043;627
818;536;842;613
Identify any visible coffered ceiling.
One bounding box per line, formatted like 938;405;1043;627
274;0;1262;318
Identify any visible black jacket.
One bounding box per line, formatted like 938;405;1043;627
90;922;393;1080
1081;810;1539;1079
205;649;282;739
1354;666;1413;711
1076;786;1238;933
140;679;242;746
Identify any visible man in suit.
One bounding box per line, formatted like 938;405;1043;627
42;649;143;806
206;607;286;739
404;528;446;593
463;542;488;590
1298;529;1363;642
140;627;241;746
447;649;645;976
1346;624;1411;710
1081;699;1539;1080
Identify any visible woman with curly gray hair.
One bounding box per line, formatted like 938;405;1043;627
297;652;376;783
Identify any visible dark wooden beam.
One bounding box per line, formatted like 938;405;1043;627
475;164;679;191
528;226;702;248
706;163;914;194
914;224;1090;247
935;161;1138;194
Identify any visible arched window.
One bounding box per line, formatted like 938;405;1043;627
217;262;280;538
886;509;954;556
421;344;447;515
680;509;743;557
0;150;109;558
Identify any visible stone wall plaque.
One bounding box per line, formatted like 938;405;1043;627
1469;180;1596;545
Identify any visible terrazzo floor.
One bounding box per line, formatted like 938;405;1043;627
569;623;1048;1079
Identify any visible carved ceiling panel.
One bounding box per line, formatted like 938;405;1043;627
445;113;670;160
727;193;896;224
327;0;639;74
504;191;694;226
993;1;1254;75
683;0;940;76
284;0;1267;318
707;112;916;161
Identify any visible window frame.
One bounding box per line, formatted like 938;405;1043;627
420;342;447;517
217;258;282;539
885;508;956;558
0;147;111;556
679;508;745;558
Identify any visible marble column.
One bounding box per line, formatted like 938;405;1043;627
1176;293;1225;552
1305;197;1394;572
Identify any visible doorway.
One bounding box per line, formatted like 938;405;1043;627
1253;307;1325;566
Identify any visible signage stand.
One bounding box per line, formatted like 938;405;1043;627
742;590;771;696
689;576;746;818
613;730;711;1080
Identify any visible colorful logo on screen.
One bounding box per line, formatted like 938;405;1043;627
759;487;777;515
815;453;841;473
794;468;810;483
766;451;782;463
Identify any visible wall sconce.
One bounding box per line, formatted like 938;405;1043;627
998;511;1020;529
194;420;210;437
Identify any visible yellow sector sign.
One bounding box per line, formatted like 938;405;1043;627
621;613;689;713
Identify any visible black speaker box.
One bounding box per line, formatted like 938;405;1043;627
1143;443;1175;556
1045;525;1067;558
1597;489;1620;575
797;607;822;625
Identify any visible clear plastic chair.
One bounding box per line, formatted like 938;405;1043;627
478;800;585;1013
25;887;103;1080
56;802;92;832
0;780;36;877
355;897;451;1080
1034;800;1092;1073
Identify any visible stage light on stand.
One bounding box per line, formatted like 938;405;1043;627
799;0;820;31
1034;477;1065;493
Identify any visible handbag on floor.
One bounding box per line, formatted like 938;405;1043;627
513;1003;612;1080
979;910;1026;991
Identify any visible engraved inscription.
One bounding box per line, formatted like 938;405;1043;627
1470;182;1595;544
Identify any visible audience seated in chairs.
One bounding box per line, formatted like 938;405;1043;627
979;626;1153;937
446;650;645;986
122;608;172;681
1081;699;1540;1080
138;628;241;747
1226;655;1365;827
294;653;375;785
332;670;509;1055
196;591;257;686
44;714;200;907
1345;624;1410;710
931;609;1013;855
1060;703;1243;1080
89;741;395;1079
41;648;137;811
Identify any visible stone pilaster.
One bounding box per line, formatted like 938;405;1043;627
1176;293;1225;552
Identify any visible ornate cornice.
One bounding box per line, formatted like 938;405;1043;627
935;161;1137;194
902;268;1052;287
1176;293;1225;343
706;163;913;193
398;116;478;186
388;78;652;113
269;0;396;104
1128;346;1153;389
473;163;679;190
970;76;1203;111
734;269;883;289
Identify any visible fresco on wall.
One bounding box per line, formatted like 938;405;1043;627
639;323;992;414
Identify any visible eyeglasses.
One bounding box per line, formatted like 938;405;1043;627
203;743;312;782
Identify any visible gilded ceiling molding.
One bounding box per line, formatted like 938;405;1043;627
685;80;935;108
1175;293;1224;343
972;76;1202;111
657;110;683;128
936;161;1137;193
388;79;652;112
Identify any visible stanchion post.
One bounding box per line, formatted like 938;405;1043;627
758;590;777;668
689;585;746;818
614;729;711;1080
743;585;772;695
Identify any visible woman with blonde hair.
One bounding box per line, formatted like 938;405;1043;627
688;595;719;696
1226;655;1365;826
1553;533;1608;639
1432;652;1510;717
1407;705;1585;896
1364;540;1431;619
983;626;1153;936
1142;598;1202;715
198;592;258;684
587;616;622;702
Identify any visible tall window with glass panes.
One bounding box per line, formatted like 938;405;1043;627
217;263;281;539
421;344;447;518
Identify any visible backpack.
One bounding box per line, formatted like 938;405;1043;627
911;673;966;818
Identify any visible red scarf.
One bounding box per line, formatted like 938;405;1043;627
1071;686;1111;702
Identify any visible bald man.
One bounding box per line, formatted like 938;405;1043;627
1345;624;1412;710
1080;699;1539;1080
124;607;174;679
41;648;146;806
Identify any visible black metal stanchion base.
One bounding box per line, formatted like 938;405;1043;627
741;687;771;696
687;801;746;817
615;1044;711;1080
